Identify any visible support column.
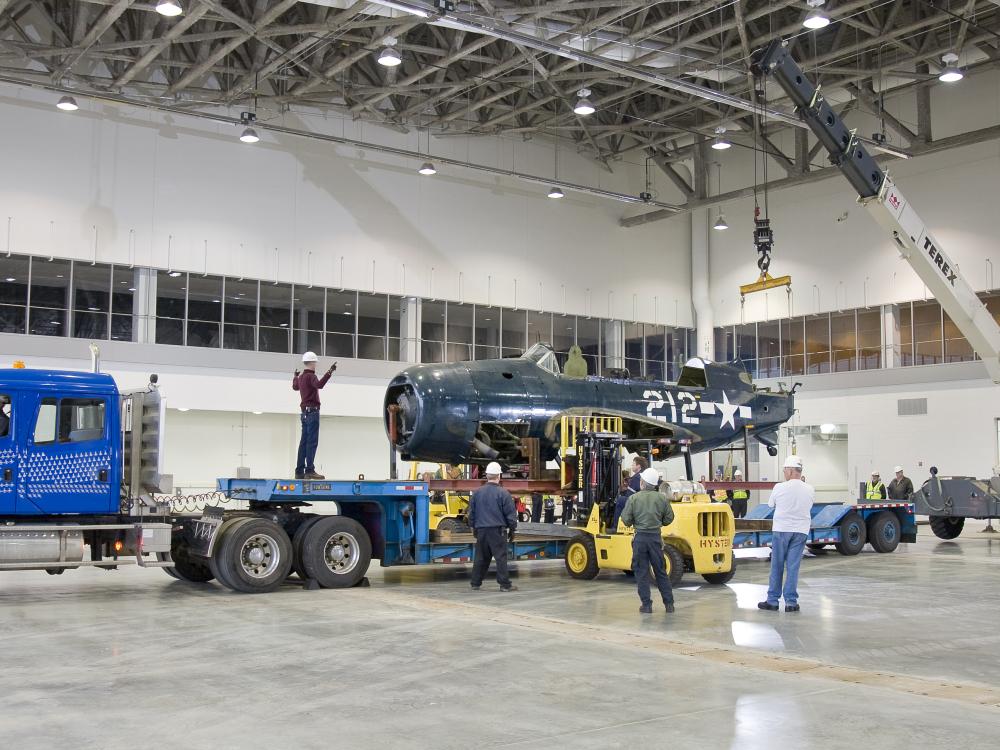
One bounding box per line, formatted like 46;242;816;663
603;320;624;371
399;297;421;363
687;145;714;361
134;268;156;344
882;303;901;368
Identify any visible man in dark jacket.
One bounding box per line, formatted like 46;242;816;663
888;466;914;500
292;351;335;479
621;467;675;614
469;462;518;592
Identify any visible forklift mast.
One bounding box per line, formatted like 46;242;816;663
574;432;658;529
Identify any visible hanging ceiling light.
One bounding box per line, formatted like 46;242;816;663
377;38;402;67
938;52;963;82
56;95;79;111
155;0;184;17
238;111;259;143
573;88;595;116
713;213;729;231
711;125;731;150
418;162;437;175
548;186;565;199
802;0;830;30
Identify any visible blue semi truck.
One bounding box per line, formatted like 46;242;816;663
0;367;569;592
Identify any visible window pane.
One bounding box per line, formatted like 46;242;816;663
326;290;357;334
111;267;137;315
831;311;857;372
259;326;290;353
420;339;444;363
757;321;780;377
913;301;942;365
644;324;665;380
156;318;183;345
553;316;575;354
74;311;107;340
857;309;881;370
34;398;57;444
224;324;255;351
72;263;111;315
29;258;71;310
943;309;974;362
187;275;223;323
29;307;66;337
447;302;473;362
111;314;133;342
474;305;500;360
225;278;258;326
0;254;30;307
260;282;291;328
804;314;830;374
327;332;355;358
388;296;403;360
501;308;525;355
357;294;387;360
0;394;10;439
421;300;446;362
59;398;105;442
781;318;804;376
0;305;26;334
293;285;325;355
156;271;186;322
899;303;913;366
714;327;735;362
578;317;600;376
734;323;756;375
187;320;221;348
666;327;686;380
527;311;552;348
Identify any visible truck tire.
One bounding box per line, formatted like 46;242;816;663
834;512;867;555
300;517;372;589
867;512;901;553
214;518;293;594
208;517;251;590
807;545;828;555
663;544;685;586
291;517;320;580
564;534;599;580
702;552;738;584
159;545;214;583
929;515;965;540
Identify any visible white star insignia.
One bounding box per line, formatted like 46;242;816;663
717;391;740;430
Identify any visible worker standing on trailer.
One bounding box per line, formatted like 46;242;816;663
888;466;913;500
866;471;887;500
468;461;519;592
730;469;750;519
621;467;676;614
759;455;814;613
292;352;336;480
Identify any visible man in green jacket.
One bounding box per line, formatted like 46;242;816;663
621;467;676;614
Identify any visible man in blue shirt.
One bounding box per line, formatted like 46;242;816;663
468;462;518;592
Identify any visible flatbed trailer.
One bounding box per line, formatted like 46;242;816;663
733;501;916;555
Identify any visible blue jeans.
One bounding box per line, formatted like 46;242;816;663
767;531;808;606
295;410;320;475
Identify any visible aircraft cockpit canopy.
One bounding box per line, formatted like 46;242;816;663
677;357;711;388
523;343;561;375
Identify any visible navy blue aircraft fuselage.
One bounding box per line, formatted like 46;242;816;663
384;344;794;466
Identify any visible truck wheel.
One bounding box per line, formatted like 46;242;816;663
291;517;320;580
702;553;738;584
868;512;901;553
929;516;965;540
158;546;214;583
300;517;373;589
807;545;828;555
663;544;685;586
215;518;293;594
834;512;867;555
564;535;599;580
208;517;250;590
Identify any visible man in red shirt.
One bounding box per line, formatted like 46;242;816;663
292;351;336;479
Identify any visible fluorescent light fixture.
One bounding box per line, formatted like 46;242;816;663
56;95;79;111
240;127;260;143
4;277;14;282
377;46;402;67
711;125;731;150
156;0;183;17
548;186;564;199
803;0;829;29
418;162;437;175
819;423;837;434
252;410;263;415
939;52;963;82
372;0;429;17
713;213;729;230
573;88;595;116
177;407;190;412
167;271;182;278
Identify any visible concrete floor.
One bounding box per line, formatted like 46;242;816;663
2;525;999;749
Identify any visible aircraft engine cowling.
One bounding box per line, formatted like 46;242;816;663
384;364;481;464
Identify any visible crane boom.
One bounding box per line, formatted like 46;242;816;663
751;39;1000;383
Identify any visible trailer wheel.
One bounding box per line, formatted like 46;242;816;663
702;553;738;584
300;517;372;589
436;517;470;534
214;518;293;594
807;545;828;555
159;545;214;583
834;512;867;555
663;544;685;586
564;535;599;580
929;515;965;540
291;517;321;580
208;518;250;590
868;512;901;553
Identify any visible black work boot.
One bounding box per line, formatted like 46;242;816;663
639;603;653;614
758;601;779;611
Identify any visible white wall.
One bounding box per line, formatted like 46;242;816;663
0;84;693;326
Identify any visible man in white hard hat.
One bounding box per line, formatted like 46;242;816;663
865;470;887;501
888;466;913;501
759;455;815;613
729;469;750;519
468;462;518;592
292;351;336;480
621;466;676;614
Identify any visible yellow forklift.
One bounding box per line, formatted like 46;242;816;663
561;427;737;585
412;463;471;533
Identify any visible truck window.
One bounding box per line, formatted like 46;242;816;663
0;394;11;438
59;399;106;443
34;398;58;444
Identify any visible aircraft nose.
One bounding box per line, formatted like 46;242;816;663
385;373;420;450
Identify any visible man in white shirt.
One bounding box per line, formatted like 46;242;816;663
758;455;815;613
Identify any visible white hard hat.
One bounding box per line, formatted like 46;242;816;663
894;466;903;473
783;455;803;470
485;461;502;476
640;467;661;485
871;470;880;476
302;351;318;363
734;469;743;477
